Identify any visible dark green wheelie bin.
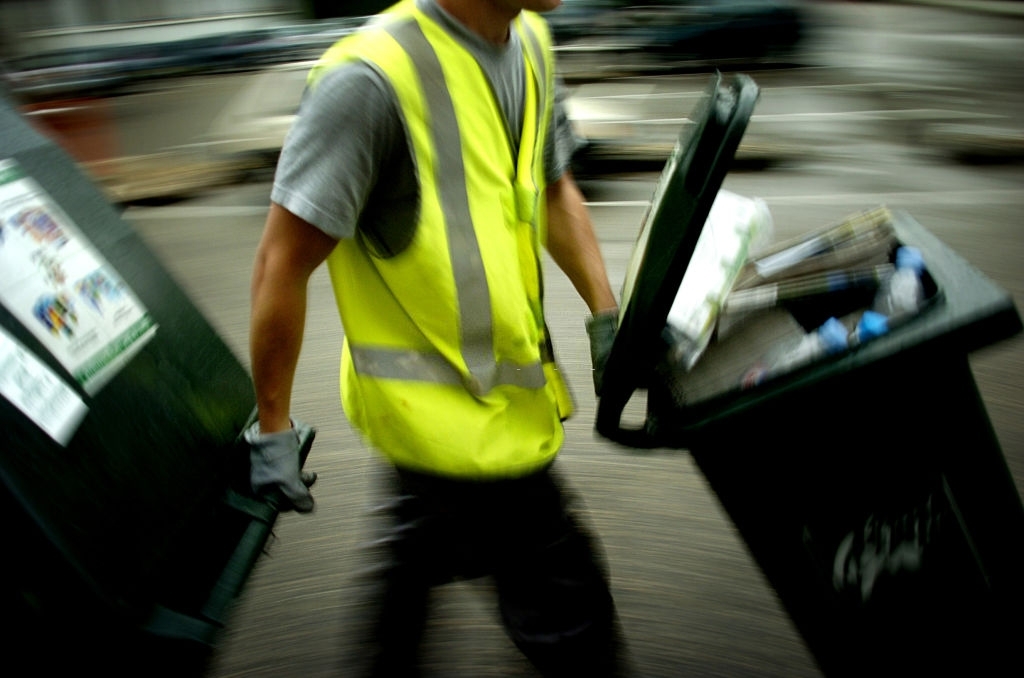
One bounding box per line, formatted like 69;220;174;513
0;86;311;676
597;73;1024;677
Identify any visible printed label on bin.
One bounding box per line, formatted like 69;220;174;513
0;325;88;445
0;158;157;394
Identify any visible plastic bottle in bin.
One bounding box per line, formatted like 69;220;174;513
872;246;925;319
850;310;890;346
742;317;849;388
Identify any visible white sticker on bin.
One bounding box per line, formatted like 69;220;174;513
0;325;88;446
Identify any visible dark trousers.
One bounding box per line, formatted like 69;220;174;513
352;462;627;677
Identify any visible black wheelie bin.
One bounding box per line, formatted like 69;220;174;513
597;72;1024;677
0;85;311;676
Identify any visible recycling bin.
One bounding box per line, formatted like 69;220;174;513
597;73;1024;676
0;87;309;675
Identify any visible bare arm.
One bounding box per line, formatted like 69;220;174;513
544;172;617;314
250;203;339;433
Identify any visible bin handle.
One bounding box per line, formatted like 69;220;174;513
595;386;662;449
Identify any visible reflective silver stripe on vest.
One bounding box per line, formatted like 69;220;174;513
346;17;547;396
518;17;547;122
350;347;547;392
517;17;556;368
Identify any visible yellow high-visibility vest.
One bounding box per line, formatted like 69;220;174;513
309;1;573;478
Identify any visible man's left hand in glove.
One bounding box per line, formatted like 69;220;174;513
586;308;618;396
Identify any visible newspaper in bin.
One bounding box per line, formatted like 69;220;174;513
663;189;772;371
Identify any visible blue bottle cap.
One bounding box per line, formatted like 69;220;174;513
819;317;849;354
857;310;889;341
895;246;925;273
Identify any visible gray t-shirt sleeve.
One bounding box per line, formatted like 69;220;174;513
547;78;579;183
270;62;403;240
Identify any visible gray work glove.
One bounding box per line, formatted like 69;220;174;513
585;309;618;395
244;419;317;513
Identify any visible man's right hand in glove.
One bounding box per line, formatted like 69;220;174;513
245;419;316;513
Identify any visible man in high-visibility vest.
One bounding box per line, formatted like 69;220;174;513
246;1;626;674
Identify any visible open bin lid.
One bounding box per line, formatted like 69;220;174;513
596;72;759;448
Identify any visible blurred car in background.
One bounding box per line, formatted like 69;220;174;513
0;2;808;202
549;0;807;79
1;17;365;103
0;18;366;203
2;0;806;102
